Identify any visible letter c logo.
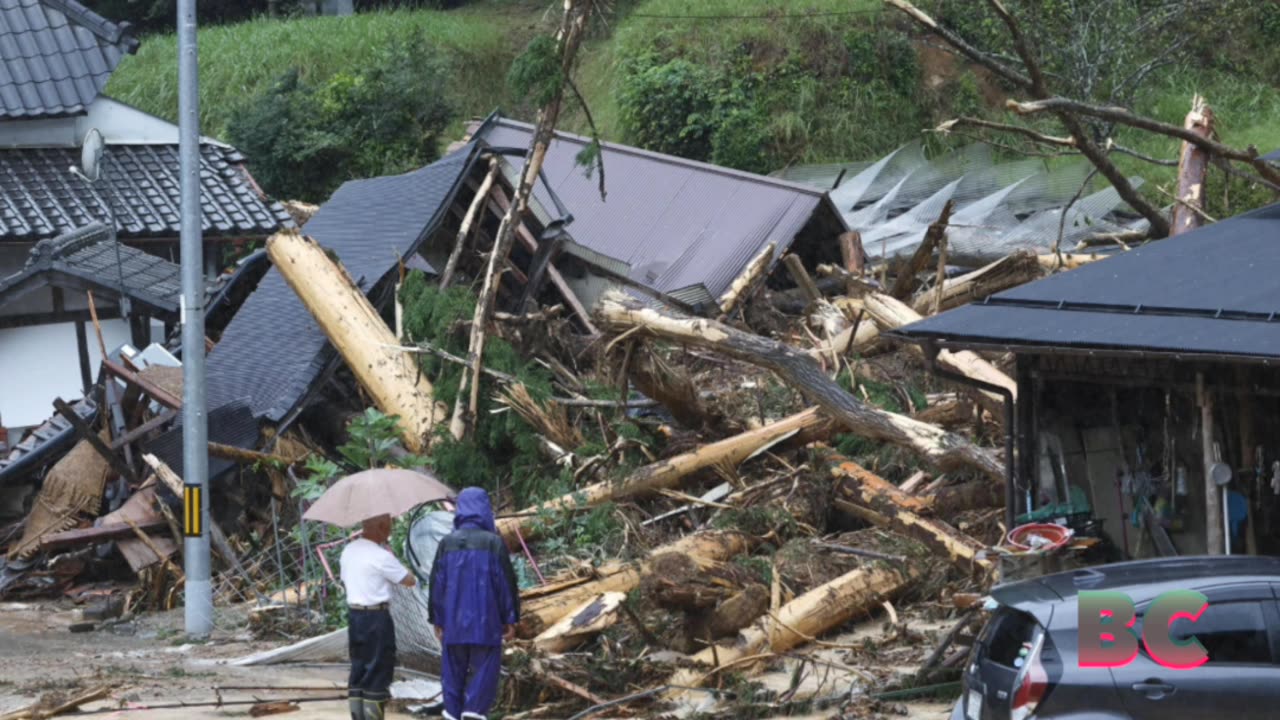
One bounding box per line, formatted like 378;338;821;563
1143;590;1209;670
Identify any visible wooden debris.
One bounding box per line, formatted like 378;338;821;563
1172;95;1214;236
496;408;827;545
890;201;953;299
38;520;167;550
912;250;1040;315
718;242;776;318
52;397;137;486
268;230;440;453
595;290;1004;481
249;702;301;717
440;157;499;290
0;685;113;720
533;592;625;653
783;254;823;306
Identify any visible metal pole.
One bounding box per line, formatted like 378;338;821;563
178;0;212;638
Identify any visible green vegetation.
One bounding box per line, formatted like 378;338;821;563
106;0;1280;213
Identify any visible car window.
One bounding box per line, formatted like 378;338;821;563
1139;602;1273;665
983;608;1039;667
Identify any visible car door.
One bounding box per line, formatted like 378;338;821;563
1110;584;1280;720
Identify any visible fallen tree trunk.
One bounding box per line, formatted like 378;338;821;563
596;291;1003;482
268;230;439;452
668;562;918;691
911;251;1040;315
1037;252;1110;271
862;292;1015;416
718;243;776;318
827;452;992;574
496;408;827;546
439;157;499;289
929;479;1005;518
519;531;754;638
533;592;625;654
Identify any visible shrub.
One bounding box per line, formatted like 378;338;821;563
228;32;453;201
616;55;720;161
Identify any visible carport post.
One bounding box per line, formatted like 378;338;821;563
178;0;212;638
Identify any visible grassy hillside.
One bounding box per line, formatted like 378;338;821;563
107;0;1280;214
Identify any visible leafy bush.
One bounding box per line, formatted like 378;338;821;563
227;32;453;201
616;56;721;161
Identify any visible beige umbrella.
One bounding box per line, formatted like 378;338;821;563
302;468;455;527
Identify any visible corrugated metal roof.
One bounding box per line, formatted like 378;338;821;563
0;144;293;241
205;142;481;425
478;118;845;309
0;0;138;119
893;202;1280;361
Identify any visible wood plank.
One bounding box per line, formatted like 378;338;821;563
101;359;182;410
52;397;138;485
39;519;168;549
110;409;179;450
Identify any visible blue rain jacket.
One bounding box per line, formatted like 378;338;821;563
428;487;520;646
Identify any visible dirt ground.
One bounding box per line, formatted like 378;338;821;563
0;601;958;720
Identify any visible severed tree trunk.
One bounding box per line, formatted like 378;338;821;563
890;201;953;299
533;592;625;654
627;346;719;431
828;452;993;574
439;158;499;289
496;408;828;546
861;292;1016;416
450;0;592;440
268;231;440;452
913;396;977;430
718;242;776;317
668;562;918;691
911;250;1040;315
519;531;755;638
596;291;1003;481
1171;95;1214;236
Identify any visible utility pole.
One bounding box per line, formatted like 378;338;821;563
178;0;212;638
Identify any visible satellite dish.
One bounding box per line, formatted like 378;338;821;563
80;128;105;183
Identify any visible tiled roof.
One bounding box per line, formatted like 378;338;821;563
204;141;481;425
0;0;138;119
0;221;207;316
0;143;294;242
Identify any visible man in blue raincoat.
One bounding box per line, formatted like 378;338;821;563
428;487;520;720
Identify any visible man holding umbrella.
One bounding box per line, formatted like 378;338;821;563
429;487;520;720
302;468;456;720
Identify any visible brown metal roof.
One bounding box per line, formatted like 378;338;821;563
479;117;846;308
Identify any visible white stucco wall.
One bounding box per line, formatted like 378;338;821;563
0;318;163;429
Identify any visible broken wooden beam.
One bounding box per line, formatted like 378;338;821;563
208;442;296;468
39;519;167;550
496;408;829;546
102;359;182;410
595;290;1004;482
890;201;953;299
268;230;441;453
109;409;178;450
1171;95;1214;236
718;242;776;318
533;591;625;653
52;397;137;485
783;254;823;306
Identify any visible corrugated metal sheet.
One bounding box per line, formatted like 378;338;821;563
894;202;1280;360
0;0;138;119
478;118;845;308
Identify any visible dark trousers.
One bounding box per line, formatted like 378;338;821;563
441;644;501;720
348;608;397;702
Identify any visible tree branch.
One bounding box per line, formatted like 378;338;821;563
884;0;1033;89
985;0;1048;94
936;117;1076;148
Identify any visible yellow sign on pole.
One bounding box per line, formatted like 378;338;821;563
184;485;202;537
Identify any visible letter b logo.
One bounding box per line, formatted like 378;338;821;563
1078;590;1209;669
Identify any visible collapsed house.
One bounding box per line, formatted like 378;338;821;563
893;202;1280;559
0;0;291;434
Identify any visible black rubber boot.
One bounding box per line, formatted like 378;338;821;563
363;699;386;720
349;696;366;720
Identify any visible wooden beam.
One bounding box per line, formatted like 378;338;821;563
39;519;168;549
208;441;295;467
0;306;122;330
110;409;179;450
52;397;138;485
74;320;93;394
101;359;183;410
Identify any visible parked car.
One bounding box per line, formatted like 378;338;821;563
951;556;1280;720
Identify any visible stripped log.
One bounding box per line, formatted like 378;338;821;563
596;290;1004;482
1037;252;1110;270
911;251;1040;315
268;230;440;452
827;451;992;574
533;592;625;653
496;408;828;546
519;531;755;638
1171;95;1214;236
718;243;776;317
439;157;499;289
667;562;918;692
862;292;1016;416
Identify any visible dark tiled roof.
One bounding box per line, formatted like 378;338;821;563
0;0;139;119
0;143;294;241
205;142;481;424
0;221;230;316
478;117;846;308
145;399;258;485
893;203;1280;361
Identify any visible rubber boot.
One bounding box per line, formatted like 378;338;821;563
362;699;386;720
349;696;366;720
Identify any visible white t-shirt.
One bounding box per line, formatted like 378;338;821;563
339;538;410;606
